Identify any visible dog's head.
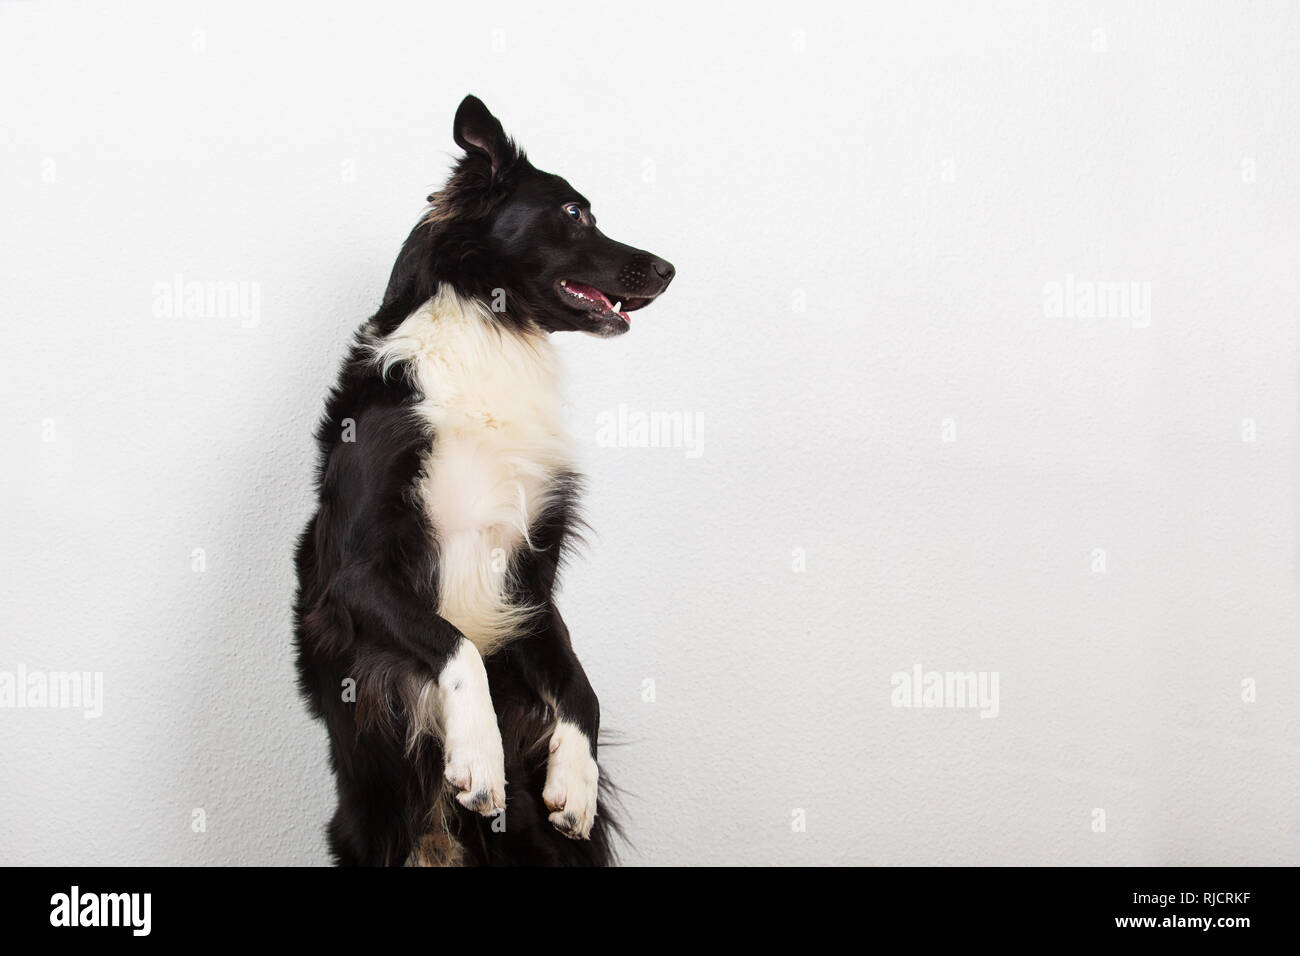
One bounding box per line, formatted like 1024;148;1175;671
400;96;674;338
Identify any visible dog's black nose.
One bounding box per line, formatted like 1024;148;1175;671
651;258;675;284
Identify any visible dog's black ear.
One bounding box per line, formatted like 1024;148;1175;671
453;95;515;175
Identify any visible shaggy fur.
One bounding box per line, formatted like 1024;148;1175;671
293;95;674;866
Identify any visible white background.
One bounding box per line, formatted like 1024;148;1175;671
2;1;1298;866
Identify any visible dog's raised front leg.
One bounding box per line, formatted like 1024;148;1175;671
431;638;506;814
506;606;600;839
335;563;506;816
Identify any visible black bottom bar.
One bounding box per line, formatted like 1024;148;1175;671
5;865;1283;942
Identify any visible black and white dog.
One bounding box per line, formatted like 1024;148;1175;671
293;95;674;866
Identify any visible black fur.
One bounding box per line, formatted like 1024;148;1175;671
293;95;673;866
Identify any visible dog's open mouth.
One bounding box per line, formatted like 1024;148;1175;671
556;280;652;324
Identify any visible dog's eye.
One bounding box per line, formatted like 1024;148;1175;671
563;203;583;221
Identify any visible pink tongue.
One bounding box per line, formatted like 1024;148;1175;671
567;282;614;310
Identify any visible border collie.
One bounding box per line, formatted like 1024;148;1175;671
293;95;674;866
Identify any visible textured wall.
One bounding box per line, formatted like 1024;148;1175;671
2;1;1298;866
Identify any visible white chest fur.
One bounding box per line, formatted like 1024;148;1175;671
371;288;573;657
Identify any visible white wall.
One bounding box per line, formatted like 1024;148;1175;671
2;0;1297;866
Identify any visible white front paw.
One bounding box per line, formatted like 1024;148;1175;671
438;642;506;816
542;721;599;839
443;727;506;815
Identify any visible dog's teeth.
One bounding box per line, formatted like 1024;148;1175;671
560;279;567;287
612;301;621;312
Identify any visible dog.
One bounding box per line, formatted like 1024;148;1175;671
293;95;674;866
